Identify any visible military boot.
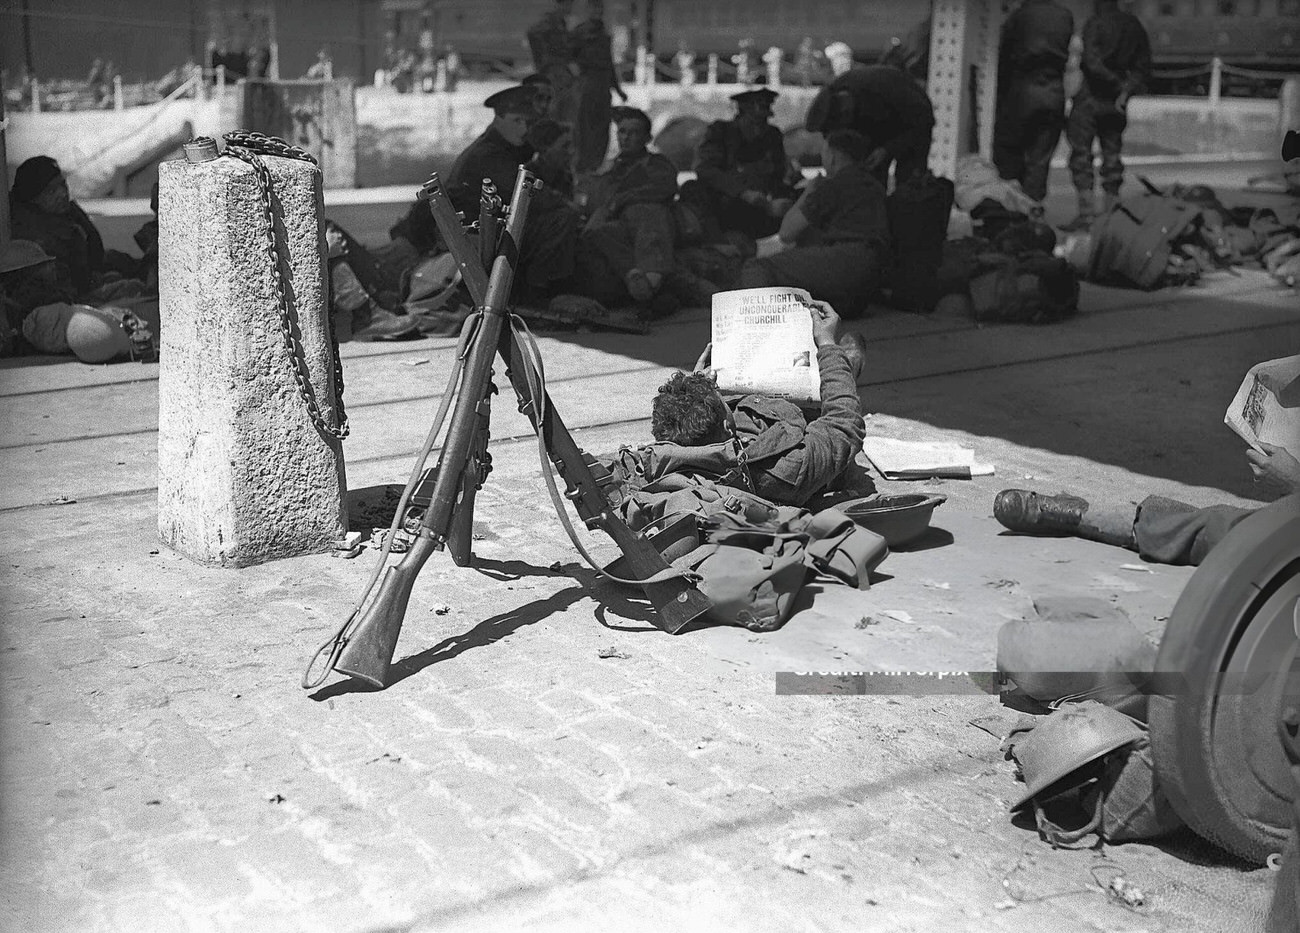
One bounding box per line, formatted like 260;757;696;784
1058;192;1097;233
993;489;1137;549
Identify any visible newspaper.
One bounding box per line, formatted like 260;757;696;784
1224;355;1300;454
859;436;995;480
711;287;820;404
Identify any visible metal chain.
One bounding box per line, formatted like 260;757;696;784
219;131;350;440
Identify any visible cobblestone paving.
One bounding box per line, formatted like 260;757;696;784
3;271;1295;931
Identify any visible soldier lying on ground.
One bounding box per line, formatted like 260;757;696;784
613;300;870;510
993;441;1300;566
740;129;890;318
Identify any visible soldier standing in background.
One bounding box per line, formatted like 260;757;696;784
1061;0;1152;231
527;0;577;121
571;0;628;173
992;0;1074;202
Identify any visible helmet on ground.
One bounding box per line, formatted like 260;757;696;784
1010;700;1146;810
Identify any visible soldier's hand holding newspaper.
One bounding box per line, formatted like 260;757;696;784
807;299;841;348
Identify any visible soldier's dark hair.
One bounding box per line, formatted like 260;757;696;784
651;372;729;445
825;128;873;163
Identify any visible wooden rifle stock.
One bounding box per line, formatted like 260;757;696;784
331;171;536;687
447;181;505;565
333;534;438;687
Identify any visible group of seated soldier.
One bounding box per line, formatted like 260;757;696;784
337;67;937;339
2;156;160;358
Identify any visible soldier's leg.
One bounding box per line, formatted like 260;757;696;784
739;243;877;316
1097;106;1128;203
1132;494;1259;567
1066;96;1097;197
993;96;1026;183
1021;108;1064;203
620;203;676;276
519;203;581;297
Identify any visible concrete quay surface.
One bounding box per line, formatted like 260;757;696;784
3;225;1299;928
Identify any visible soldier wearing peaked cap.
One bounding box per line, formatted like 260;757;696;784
394;85;581;303
681;86;798;245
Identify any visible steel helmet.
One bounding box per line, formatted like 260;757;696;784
0;239;54;275
1010;701;1146;810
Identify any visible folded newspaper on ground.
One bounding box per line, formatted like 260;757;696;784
860;436;995;480
711;287;820;405
1224;355;1300;454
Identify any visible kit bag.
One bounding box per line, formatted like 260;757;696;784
886;171;955;312
968;252;1080;324
671;508;887;632
1087;194;1201;289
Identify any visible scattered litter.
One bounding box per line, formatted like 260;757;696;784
1120;563;1152;573
548;561;564;571
1153;615;1168;622
144;799;161;806
1268;852;1284;871
989;579;1018;590
597;646;629;660
855;616;880;629
779;847;812;873
148;549;160;556
472;533;486;540
1105;878;1145;908
880;609;915;624
921;580;952;590
267;793;285;804
366;752;403;765
992;898;1018;911
432;604;452;615
49;495;76;505
1023;475;1036;481
400;359;430;366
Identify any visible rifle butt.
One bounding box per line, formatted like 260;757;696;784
446;479;478;566
333;538;435;688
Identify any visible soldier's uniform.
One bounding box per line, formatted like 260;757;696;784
526;5;575;122
578;107;679;305
992;0;1074;203
739;162;890;317
683;88;797;242
442;86;581;300
571;14;621;172
1064;1;1152;226
805;64;935;186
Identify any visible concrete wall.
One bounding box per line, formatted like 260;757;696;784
7;82;1287;196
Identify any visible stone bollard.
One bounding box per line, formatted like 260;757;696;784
156;140;348;568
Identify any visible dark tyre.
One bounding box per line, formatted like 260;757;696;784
1149;494;1300;865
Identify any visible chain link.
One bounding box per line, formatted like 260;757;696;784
218;131;349;440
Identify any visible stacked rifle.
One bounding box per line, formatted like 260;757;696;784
304;169;710;691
